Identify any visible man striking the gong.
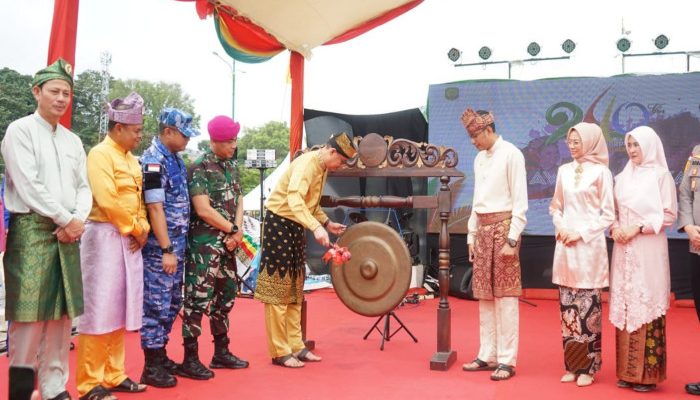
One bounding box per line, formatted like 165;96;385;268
254;132;356;368
460;108;528;381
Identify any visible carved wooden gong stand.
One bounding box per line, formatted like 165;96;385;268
317;132;464;370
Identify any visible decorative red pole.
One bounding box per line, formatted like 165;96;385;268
289;51;304;159
47;0;80;128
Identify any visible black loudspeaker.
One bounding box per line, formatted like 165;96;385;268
304;115;353;148
448;264;475;300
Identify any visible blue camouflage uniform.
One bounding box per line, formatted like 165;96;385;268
140;109;199;349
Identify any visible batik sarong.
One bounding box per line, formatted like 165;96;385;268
559;286;602;375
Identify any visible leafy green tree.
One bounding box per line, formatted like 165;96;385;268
0;68;35;172
71;70;108;152
236;121;290;195
0;68;35;142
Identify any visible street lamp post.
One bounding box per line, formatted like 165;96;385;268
212;51;236;119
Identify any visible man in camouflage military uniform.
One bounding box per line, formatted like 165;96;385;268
176;115;249;380
679;146;700;396
139;108;199;388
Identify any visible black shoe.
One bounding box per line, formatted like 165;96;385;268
210;351;250;369
687;383;700;395
140;348;177;388
177;358;216;380
175;339;215;380
210;335;249;369
162;347;178;372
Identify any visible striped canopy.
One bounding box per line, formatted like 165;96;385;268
191;0;422;62
185;0;423;154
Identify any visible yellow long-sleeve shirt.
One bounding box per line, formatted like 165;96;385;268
265;150;329;231
86;136;149;236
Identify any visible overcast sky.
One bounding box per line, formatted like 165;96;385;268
2;0;699;147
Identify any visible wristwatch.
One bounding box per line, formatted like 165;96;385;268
161;244;174;254
507;238;518;248
229;224;239;234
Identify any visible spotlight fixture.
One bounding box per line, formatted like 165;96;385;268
478;46;492;60
447;48;461;62
561;39;576;54
527;42;541;57
654;34;669;50
616;37;631;52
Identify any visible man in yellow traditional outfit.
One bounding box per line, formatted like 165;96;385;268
2;58;92;400
254;132;355;368
76;92;150;400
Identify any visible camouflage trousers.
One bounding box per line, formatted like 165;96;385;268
181;244;238;339
140;235;187;349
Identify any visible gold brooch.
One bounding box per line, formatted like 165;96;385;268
574;164;583;187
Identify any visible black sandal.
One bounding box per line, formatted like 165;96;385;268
462;358;497;371
79;385;114;400
272;354;304;368
633;384;656;392
490;364;516;381
110;377;146;393
293;348;321;362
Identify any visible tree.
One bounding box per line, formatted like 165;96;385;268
0;68;36;172
71;70;108;152
0;68;35;143
236;121;290;195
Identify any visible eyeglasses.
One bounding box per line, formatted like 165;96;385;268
566;140;582;147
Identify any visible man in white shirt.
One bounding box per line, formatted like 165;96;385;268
460;108;528;381
2;58;92;400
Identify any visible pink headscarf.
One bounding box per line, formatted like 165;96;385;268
614;126;669;233
568;122;609;166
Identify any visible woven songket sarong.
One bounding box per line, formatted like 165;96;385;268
254;211;306;305
3;213;83;321
471;211;522;299
616;316;667;385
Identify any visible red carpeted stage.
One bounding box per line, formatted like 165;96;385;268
2;290;698;399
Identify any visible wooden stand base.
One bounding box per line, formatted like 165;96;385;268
429;350;457;371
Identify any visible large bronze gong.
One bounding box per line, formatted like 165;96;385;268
331;221;411;317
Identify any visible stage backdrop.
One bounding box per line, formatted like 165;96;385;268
427;72;700;238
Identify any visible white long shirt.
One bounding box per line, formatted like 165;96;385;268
1;112;92;226
467;136;528;244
